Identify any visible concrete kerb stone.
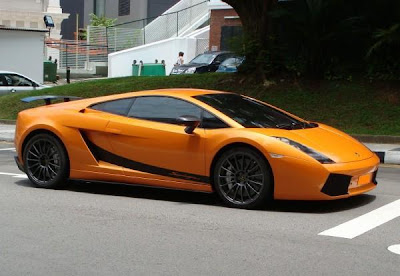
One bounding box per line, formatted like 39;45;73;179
0;123;399;164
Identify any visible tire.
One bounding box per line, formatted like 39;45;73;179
213;147;273;209
23;133;69;189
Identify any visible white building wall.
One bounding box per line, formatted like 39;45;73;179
108;37;198;78
0;0;69;39
0;30;46;83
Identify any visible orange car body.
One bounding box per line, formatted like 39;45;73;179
14;89;379;200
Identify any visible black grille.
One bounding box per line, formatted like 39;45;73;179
321;174;352;196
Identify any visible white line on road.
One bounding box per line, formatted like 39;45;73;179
0;172;27;179
319;199;400;239
388;244;400;255
0;148;15;151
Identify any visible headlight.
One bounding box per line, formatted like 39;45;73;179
273;137;335;164
185;67;196;74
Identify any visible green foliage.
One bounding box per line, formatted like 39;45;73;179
228;0;400;80
89;13;117;27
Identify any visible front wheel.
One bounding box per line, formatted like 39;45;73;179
23;133;69;189
213;147;273;209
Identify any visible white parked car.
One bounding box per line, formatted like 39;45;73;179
0;71;47;95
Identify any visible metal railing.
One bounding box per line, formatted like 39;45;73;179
86;0;209;53
46;40;108;70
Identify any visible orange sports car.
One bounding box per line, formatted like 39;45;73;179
14;89;379;209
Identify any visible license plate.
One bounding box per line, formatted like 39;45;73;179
358;173;372;185
349;173;372;189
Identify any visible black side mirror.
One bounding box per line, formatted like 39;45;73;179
32;82;39;88
177;115;201;134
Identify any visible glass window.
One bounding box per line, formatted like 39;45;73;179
128;96;202;125
0;74;8;86
201;111;229;129
195;93;308;129
221;57;244;67
214;54;233;63
119;0;130;16
4;74;33;87
94;0;106;17
91;98;135;116
189;54;217;65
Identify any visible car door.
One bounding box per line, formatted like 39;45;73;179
0;73;38;93
104;96;208;184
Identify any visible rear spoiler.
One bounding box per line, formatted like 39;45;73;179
21;95;82;105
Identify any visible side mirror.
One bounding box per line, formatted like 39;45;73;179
32;82;39;88
177;115;201;134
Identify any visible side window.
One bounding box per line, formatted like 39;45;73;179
128;96;202;124
91;98;134;116
8;74;33;87
201;111;229;129
214;54;230;64
0;74;8;86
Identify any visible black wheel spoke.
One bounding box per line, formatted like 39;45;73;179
226;159;237;172
217;151;267;206
221;166;234;174
25;138;63;184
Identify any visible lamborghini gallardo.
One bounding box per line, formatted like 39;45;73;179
14;89;379;209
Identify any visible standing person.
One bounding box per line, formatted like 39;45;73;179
176;52;184;66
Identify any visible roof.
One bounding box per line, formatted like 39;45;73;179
0;26;48;33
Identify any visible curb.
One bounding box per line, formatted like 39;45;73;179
375;151;400;165
353;135;400;144
0;120;16;125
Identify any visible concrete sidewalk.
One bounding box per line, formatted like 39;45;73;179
1;123;399;165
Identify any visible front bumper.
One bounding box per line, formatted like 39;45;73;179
272;154;380;200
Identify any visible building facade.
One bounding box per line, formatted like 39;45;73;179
0;0;69;39
0;27;48;82
208;0;242;51
60;0;84;40
83;0;179;26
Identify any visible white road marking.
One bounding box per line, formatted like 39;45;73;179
388;244;400;255
0;148;15;151
319;199;400;239
0;172;28;179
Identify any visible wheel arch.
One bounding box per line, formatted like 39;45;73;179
209;142;275;195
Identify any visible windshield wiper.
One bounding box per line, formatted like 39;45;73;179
276;122;306;130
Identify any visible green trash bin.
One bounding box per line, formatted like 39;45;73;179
132;63;166;76
43;61;57;82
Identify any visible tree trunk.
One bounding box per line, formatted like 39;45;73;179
222;0;278;81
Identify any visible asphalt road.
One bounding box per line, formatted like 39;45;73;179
0;142;399;276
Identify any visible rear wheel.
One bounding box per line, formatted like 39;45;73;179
23;133;69;189
213;147;273;209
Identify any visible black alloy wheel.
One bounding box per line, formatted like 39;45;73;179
23;133;69;189
214;147;273;209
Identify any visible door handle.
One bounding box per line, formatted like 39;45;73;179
105;128;121;134
10;89;16;93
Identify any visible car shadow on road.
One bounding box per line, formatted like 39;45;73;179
15;179;376;213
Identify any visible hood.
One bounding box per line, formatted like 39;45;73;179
250;124;374;163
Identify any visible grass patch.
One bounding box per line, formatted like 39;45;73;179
0;74;399;135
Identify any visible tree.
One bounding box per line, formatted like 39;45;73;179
89;13;117;27
222;0;278;80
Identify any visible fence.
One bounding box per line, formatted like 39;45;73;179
46;40;108;70
86;0;209;54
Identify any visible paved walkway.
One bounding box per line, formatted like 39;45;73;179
1;124;399;164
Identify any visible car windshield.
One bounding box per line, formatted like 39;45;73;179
194;93;311;129
189;54;216;65
221;57;244;66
